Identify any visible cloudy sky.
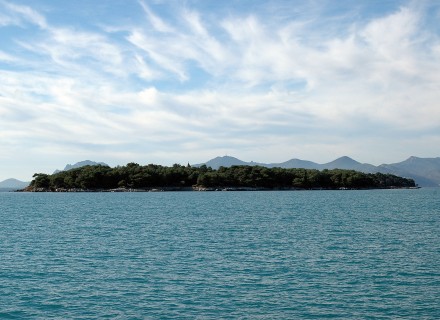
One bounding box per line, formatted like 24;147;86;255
1;0;440;181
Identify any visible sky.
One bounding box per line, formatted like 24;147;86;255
1;0;440;181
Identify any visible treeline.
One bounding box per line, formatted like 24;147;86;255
28;163;416;191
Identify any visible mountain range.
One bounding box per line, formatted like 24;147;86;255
2;156;439;189
195;156;440;187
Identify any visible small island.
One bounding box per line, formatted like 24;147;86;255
23;163;416;192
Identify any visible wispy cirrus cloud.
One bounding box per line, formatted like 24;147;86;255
0;0;47;28
0;0;439;180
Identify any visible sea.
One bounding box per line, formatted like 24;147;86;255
0;189;439;319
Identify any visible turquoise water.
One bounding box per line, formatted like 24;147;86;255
1;189;439;319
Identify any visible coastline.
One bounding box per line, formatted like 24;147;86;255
17;185;421;192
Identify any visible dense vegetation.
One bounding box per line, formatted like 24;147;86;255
28;163;416;191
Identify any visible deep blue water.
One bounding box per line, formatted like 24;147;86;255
0;189;439;319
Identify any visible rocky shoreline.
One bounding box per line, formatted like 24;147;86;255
18;185;420;192
19;186;283;192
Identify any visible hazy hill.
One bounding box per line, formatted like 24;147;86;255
54;160;109;174
195;156;440;187
196;156;264;168
196;156;377;172
378;157;440;187
269;158;319;169
0;178;30;189
320;156;378;173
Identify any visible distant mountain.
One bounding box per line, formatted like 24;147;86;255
378;157;440;187
322;156;360;169
194;155;440;187
320;156;378;173
54;160;109;174
269;158;320;169
0;178;30;189
195;155;376;172
194;156;265;169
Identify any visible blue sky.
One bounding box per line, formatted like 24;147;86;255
1;0;440;181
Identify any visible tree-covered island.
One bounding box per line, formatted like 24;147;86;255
24;163;416;192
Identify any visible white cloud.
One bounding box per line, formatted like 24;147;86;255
0;0;47;28
0;12;14;26
0;0;440;180
138;1;175;33
0;50;16;62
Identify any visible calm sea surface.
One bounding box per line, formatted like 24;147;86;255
0;189;439;319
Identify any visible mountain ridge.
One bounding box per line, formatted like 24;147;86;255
3;156;439;189
54;160;109;174
0;178;30;189
194;156;440;187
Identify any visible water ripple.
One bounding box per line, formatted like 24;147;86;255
0;190;439;318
